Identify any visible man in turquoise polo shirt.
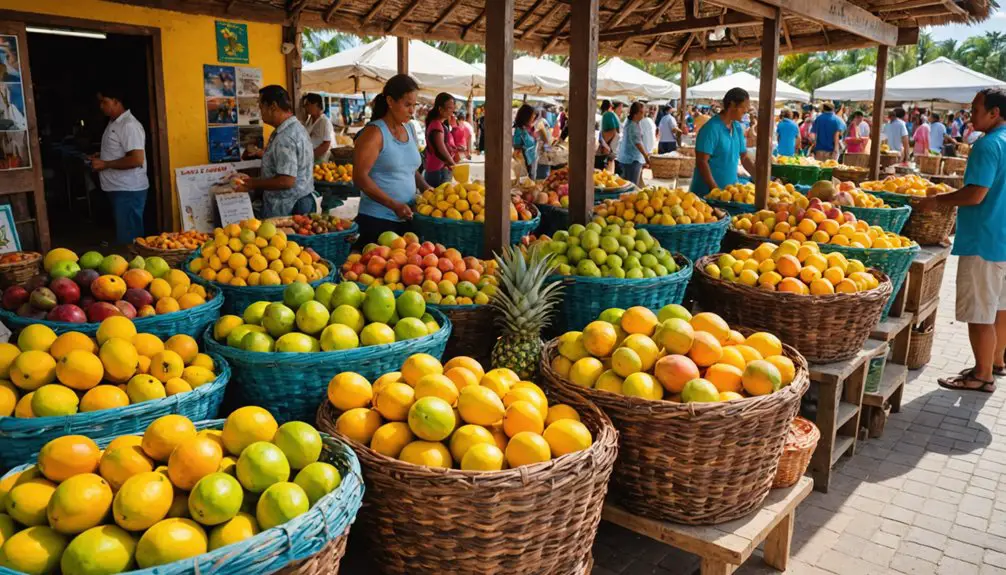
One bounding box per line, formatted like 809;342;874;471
690;88;755;197
920;88;1006;392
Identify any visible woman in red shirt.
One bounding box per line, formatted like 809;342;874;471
423;93;457;188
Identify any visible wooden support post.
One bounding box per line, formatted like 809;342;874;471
484;0;514;257
283;20;303;115
869;45;889;180
396;36;409;75
568;0;599;225
754;12;780;210
679;58;688;131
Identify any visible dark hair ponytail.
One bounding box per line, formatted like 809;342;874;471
372;73;419;121
425;92;454;127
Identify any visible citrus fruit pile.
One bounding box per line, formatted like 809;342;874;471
0;252;39;265
552;306;795;403
0;318;219;419
341;231;498;305
731;197;915;248
705;181;805;207
593;187;720;226
593;169;629;189
313;162;352;183
535;220;679;279
212;281;441;353
135;231;211;251
328;354;593;471
414;181;484;222
861;175;952;197
188;219;330;287
704;240;880;295
3;249;208;323
0;409;342;573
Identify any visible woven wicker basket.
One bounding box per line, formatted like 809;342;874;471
721;227;770;253
677;145;695;157
908;325;935;370
649;155;681;179
410;208;540;257
330;146;354;164
287;223;359;269
202;309;451;424
831;168;869;184
0;286;224;340
901;198;956;246
693;256;892;363
676;156;695;178
942;156;967;175
842;153;870;168
637;211;729;264
772;417;820;489
594;183;635;203
535;202;569;237
0;419;365;575
823;243;920;320
436;303;496;366
131;242;198;268
0;354;230;472
548;255;692;333
0;252;41;289
704;198;756;217
315;391;618;574
880;153;901;169
540;333;809;525
842;204;912;234
917;155;942;176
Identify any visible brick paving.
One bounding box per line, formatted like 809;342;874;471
593;253;1006;575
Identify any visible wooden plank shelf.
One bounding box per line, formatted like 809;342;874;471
863;364;908;409
836;401;859;428
871;312;914;365
831;435;856;466
602;477;813;575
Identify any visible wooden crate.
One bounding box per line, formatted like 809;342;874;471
887;273;909;319
862;364;908;439
871;312;914;366
602;477;813;575
904;245;950;313
803;340;888;493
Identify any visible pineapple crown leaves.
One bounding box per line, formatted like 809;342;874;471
488;243;564;333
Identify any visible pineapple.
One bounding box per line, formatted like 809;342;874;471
488;244;563;379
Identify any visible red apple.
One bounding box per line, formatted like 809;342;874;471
402;264;424;286
437;258;454;273
2;285;29;311
87;302;123;322
17;302;46;319
115;300;137;319
406;253;423;267
418;242;435;257
49;278;81;305
421;254;439;268
48;304;87;323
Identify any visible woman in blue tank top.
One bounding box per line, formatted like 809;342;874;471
353;74;433;247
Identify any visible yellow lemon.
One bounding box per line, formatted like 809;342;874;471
369;422;414;458
502;400;545;438
460;443;505;471
545;404;581;426
326;372;373;411
504;431;551;468
543;420;593;457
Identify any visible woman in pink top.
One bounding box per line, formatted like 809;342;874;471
844;111;868;153
912;119;930;157
424;92;457;188
448;114;470;160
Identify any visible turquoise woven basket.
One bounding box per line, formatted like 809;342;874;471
706;198;757;216
0;419;364;575
870;191;913;207
824;243;920;320
0;286;223;340
772;164;822;185
594;183;635;203
184;254;337;315
410;211;540;256
0;353;230;472
203;307;451;423
288;223;359;269
637;215;730;264
548;255;693;333
843;204;912;234
535;203;569;237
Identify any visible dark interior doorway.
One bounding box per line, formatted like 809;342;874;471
26;30;156;252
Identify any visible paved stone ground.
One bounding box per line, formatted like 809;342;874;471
592;252;1006;575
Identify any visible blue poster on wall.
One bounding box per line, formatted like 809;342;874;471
216;21;249;64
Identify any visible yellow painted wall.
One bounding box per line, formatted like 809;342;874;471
4;0;287;229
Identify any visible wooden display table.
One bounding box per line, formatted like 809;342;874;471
871;312;914;365
602;477;813;574
804;340;888;492
904;245;950;314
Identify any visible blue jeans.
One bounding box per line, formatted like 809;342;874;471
621;161;643;186
292;193;317;215
658;141;677;154
424;168;451;188
535;163;551;180
108;189;146;245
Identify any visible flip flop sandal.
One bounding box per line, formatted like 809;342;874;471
939;369;996;393
959;365;1006;377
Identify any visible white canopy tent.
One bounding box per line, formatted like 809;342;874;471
302;38;484;96
472;57;569;96
688;71;810;103
595;57;675;99
815;69;878;102
885;57;1006;104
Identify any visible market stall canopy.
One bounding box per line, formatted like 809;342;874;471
885;57;1006;104
472;57;569;96
688;71;810;103
302;37;484;96
595;58;675;99
815;69;878;102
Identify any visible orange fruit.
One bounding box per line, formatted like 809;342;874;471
704;363;744;394
38;435;100;482
620;307;659;336
689;312;730;344
142;415;197;462
688;332;723;367
167;435;224;490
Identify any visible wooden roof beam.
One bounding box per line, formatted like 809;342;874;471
515;0;548;30
781;18;792;50
388;0;422;33
599;11;758;42
362;0;391;25
873;0;944;11
427;0;462;33
757;0;899;45
462;9;486;40
607;0;649;28
641;0;680;56
323;0;344;23
522;1;563;37
542;13;571;53
706;0;776;19
680;25;917;60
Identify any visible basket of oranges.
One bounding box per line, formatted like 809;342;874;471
693;242;892;363
133;231;211;268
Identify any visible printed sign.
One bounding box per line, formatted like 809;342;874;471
216;21;249;64
215;192;255;226
176;160;260;232
0;34;30;171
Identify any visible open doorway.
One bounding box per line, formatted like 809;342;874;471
26;28;157;252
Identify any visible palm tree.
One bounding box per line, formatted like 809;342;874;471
302;29;356;63
425;41;485;64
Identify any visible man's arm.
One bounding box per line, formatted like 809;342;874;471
237;145;297;191
740;151;755;175
901;135;910;161
313;140;331;160
695;152;718;191
925;184;988;207
92;149;144;171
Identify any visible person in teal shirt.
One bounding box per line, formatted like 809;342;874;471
920;88;1006;392
690;88;755;197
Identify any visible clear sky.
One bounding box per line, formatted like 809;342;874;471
926;9;1004;41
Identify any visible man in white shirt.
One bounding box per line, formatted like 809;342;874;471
301;93;334;162
657;105;679;153
91;87;148;244
881;108;910;161
639;105;657;154
929;112;949;154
